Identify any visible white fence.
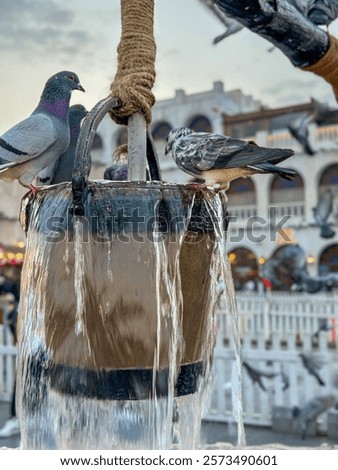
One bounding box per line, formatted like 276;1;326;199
1;293;338;432
204;292;338;430
0;306;17;401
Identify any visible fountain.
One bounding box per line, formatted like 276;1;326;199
14;0;241;450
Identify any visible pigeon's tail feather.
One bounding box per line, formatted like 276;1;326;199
304;143;316;156
320;224;336;239
250;163;297;181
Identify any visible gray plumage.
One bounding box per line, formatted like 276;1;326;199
299;353;325;386
292;395;335;439
104;163;150;181
309;97;338;126
242;361;280;392
312;189;336;239
199;0;243;44
287;114;315;156
284;0;338;25
0;71;84;192
37;104;88;185
165;127;296;189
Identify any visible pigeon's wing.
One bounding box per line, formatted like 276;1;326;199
0;113;57;166
315;190;333;222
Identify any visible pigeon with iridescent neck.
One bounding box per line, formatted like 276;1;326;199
165;127;296;189
37;104;88;185
0;71;84;193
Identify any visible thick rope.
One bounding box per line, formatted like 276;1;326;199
302;35;338;101
109;0;156;126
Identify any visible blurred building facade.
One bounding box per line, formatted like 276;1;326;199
0;81;337;290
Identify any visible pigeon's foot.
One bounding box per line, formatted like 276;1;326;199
29;183;38;195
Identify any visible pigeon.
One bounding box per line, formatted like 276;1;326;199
312;319;332;341
0;71;85;193
37;104;88;185
287;114;315;156
103;163;150;181
312;189;336;239
165;127;296;189
292;395;335;439
299;353;325;386
242;361;280;392
199;0;243;45
309;97;338;126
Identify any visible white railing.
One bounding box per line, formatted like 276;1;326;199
204;292;338;429
0;308;16;401
227;204;257;221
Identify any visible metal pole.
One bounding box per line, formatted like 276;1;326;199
128;112;147;181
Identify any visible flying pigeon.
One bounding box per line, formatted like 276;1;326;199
299;353;325;386
309;97;338;126
165;127;296;189
0;71;85;193
37;104;88;185
199;0;243;45
292;394;335;439
312;189;336;239
242;361;280;392
287;114;315;156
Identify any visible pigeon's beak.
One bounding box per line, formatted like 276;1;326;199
77;84;85;92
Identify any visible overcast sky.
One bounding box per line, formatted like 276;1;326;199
0;0;338;134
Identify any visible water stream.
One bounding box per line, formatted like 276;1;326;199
17;182;243;449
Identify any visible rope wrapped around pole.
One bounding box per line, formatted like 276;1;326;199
109;0;156;126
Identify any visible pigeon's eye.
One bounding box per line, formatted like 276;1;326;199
68;75;75;81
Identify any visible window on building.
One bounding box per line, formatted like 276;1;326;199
319;164;338;199
270;173;304;204
318;244;338;275
186;115;212;132
152;122;172;141
227;177;256;205
227;247;258;291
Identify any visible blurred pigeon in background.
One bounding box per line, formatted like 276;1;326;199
292;395;336;439
242;361;280;392
104;163;129;181
312;189;336;239
309;97;338;126
104;163;150;181
312;319;332;341
287;114;315;156
37;104;88;185
198;0;243;44
299;353;325;386
0;71;84;193
165;127;296;189
280;0;338;26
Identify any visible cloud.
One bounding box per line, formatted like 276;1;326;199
0;0;95;56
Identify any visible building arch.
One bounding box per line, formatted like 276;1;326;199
318;244;338;275
227;246;259;291
151;121;172;141
269;172;305;219
186;115;212;132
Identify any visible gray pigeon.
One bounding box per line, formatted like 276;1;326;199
165;127;296;189
287;114;315;156
312;189;336;239
309;98;338;126
292;395;336;439
242;361;280;392
0;71;84;193
103;163;150;181
37;104;88;185
299;353;325;386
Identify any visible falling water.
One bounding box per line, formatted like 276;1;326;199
204;191;246;448
17;182;234;450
